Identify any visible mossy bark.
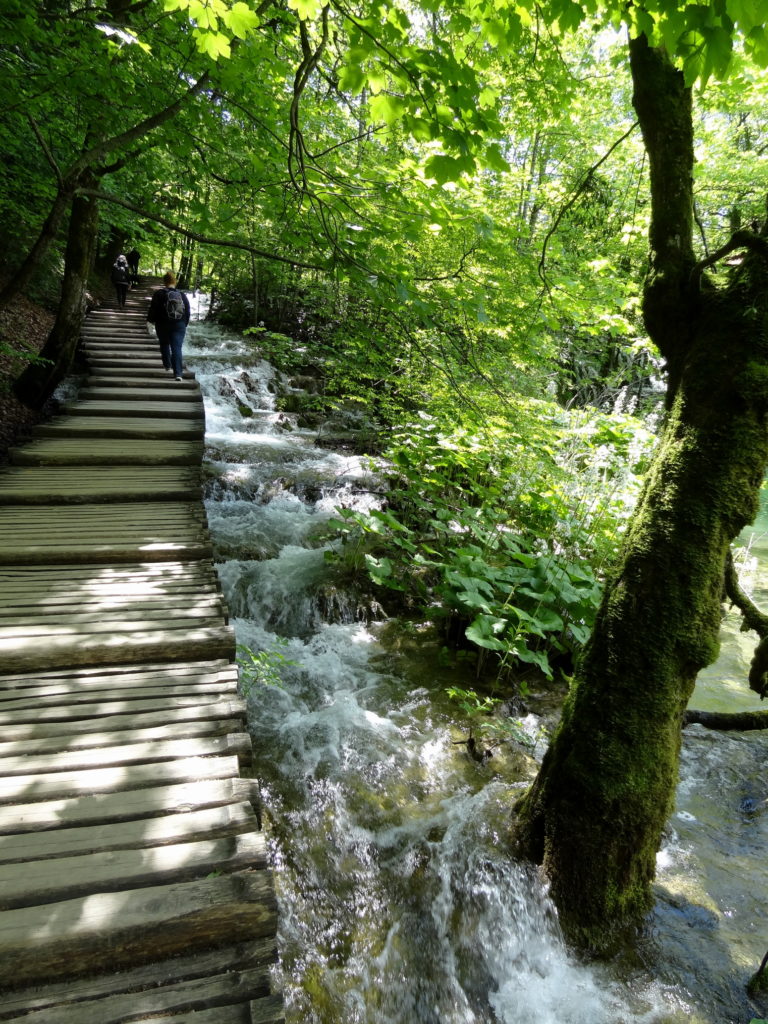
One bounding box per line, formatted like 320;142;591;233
514;36;768;952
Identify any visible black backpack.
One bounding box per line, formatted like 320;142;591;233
165;288;185;321
112;262;129;284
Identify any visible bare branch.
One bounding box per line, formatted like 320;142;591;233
78;188;328;270
538;121;639;284
689;228;768;291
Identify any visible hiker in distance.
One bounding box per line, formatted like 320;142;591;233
110;254;131;308
147;272;190;380
126;247;140;286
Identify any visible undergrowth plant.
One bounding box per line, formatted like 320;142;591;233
236;642;296;696
328;404;655;684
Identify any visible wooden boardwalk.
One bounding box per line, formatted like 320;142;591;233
0;288;282;1022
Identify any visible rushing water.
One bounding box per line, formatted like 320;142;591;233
185;319;768;1024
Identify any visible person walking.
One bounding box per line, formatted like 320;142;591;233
110;255;131;308
126;247;140;285
147;272;191;380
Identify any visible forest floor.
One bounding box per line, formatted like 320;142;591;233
0;294;56;465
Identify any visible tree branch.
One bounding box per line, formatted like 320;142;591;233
77;188;328;270
538;121;638;284
689;228;768;291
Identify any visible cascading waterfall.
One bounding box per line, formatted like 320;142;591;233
186;318;768;1024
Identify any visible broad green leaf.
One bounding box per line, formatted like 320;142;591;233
223;2;259;39
369;92;406;124
287;0;320;21
339;63;367;95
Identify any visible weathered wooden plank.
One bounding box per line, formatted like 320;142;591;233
77;370;195;382
0;505;207;523
0;543;214;566
0;601;224;628
0;777;256;834
0;657;235;687
0;870;277;989
0;937;276;1020
0;611;224;639
0;967;270;1023
0;718;242;758
0;731;252;776
62;400;204;420
0;568;217;591
0;754;242;804
80;387;200;402
0;466;202;504
0;540;214;565
0;700;245;738
33;417;203;440
0;684;239;714
9;438;203;466
0;622;235;672
0;801;258;864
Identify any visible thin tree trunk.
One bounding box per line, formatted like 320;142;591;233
13;186;100;409
0;188;72;309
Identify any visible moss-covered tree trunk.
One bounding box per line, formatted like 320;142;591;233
13;183;100;410
514;36;768;952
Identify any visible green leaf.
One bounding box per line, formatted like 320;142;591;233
466;614;507;651
223;1;259;39
287;0;320;20
369;92;406;124
339;63;367;94
483;143;510;173
425;153;470;185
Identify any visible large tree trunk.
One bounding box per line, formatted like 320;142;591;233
13;185;100;410
513;36;768;952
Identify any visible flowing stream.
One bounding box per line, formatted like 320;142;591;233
185;318;768;1024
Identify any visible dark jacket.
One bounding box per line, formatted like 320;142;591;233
147;286;191;326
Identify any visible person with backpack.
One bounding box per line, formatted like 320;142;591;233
110;255;131;308
126;247;140;286
147;272;191;380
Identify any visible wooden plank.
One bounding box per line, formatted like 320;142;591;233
0;543;214;566
0;701;245;738
0;601;224;628
0;777;256;834
80;387;199;401
0;622;235;672
0;754;242;803
0;718;243;758
87;376;199;389
0;611;225;638
33;418;203;440
0;684;239;713
0;937;276;1020
0;467;202;504
0;870;277;989
0;967;270;1023
9;439;203;466
0;732;252;776
62;400;204;419
0;658;236;687
0;801;258;863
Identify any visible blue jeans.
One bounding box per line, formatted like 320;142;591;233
157;321;187;377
